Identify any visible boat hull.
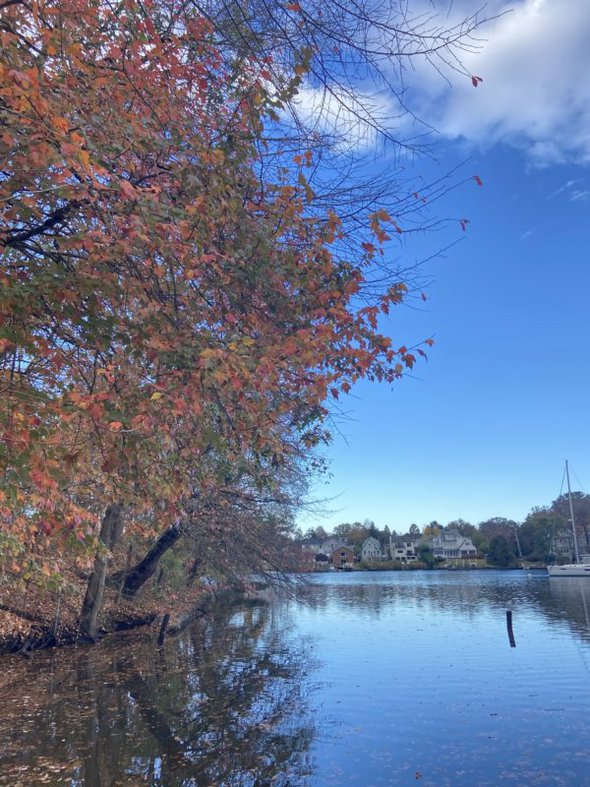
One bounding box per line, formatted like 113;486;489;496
547;564;590;577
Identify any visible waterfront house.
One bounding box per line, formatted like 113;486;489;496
432;529;477;560
321;538;347;557
361;536;383;562
298;537;344;564
298;538;325;566
551;529;576;562
332;545;355;569
390;538;419;562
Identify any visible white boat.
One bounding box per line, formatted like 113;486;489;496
547;461;590;577
547;560;590;577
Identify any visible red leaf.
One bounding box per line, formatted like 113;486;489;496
120;180;136;200
471;75;483;87
473;175;483;186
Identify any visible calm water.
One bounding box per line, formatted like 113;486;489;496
2;571;590;785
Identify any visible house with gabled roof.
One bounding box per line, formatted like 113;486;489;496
361;536;383;562
431;528;477;560
331;545;355;569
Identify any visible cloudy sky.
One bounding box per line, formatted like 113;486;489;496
423;0;590;165
301;0;590;533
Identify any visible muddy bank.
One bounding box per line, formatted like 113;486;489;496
0;584;258;657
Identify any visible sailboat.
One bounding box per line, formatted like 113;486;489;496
547;461;590;577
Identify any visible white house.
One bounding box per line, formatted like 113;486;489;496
432;529;477;560
390;538;419;562
361;536;383;561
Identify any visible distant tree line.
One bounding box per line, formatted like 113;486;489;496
299;491;590;568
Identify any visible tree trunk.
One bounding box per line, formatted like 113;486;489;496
79;504;123;640
186;556;201;586
121;524;183;598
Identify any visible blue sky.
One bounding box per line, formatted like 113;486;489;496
300;0;590;533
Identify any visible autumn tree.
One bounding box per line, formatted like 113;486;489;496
0;0;439;633
0;0;491;642
198;0;488;238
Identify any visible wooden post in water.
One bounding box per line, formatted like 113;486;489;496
506;609;516;648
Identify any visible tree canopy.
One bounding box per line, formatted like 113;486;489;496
0;0;491;642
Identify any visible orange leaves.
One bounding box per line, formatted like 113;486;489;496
30;467;58;492
297;171;314;202
0;0;434;583
119;180;137;201
51;116;70;134
368;207;402;249
199;347;224;367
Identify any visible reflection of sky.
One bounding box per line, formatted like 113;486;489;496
292;572;590;786
3;572;590;786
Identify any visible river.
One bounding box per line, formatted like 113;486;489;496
2;570;590;785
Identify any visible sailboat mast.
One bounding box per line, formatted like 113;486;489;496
566;460;580;563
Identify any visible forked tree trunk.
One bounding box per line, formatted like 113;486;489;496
79;504;123;640
121;524;183;598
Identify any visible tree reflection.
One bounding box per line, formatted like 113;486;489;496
297;573;590;644
547;578;590;640
0;601;317;786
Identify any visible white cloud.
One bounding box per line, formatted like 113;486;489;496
547;179;579;199
412;0;590;166
291;83;398;151
546;178;590;201
571;189;590;202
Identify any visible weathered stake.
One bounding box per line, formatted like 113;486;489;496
506;609;516;648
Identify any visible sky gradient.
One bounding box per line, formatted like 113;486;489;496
300;0;590;533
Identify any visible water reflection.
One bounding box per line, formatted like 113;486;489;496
549;576;590;638
4;573;590;787
299;570;547;617
0;600;316;786
301;571;590;643
296;572;590;787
